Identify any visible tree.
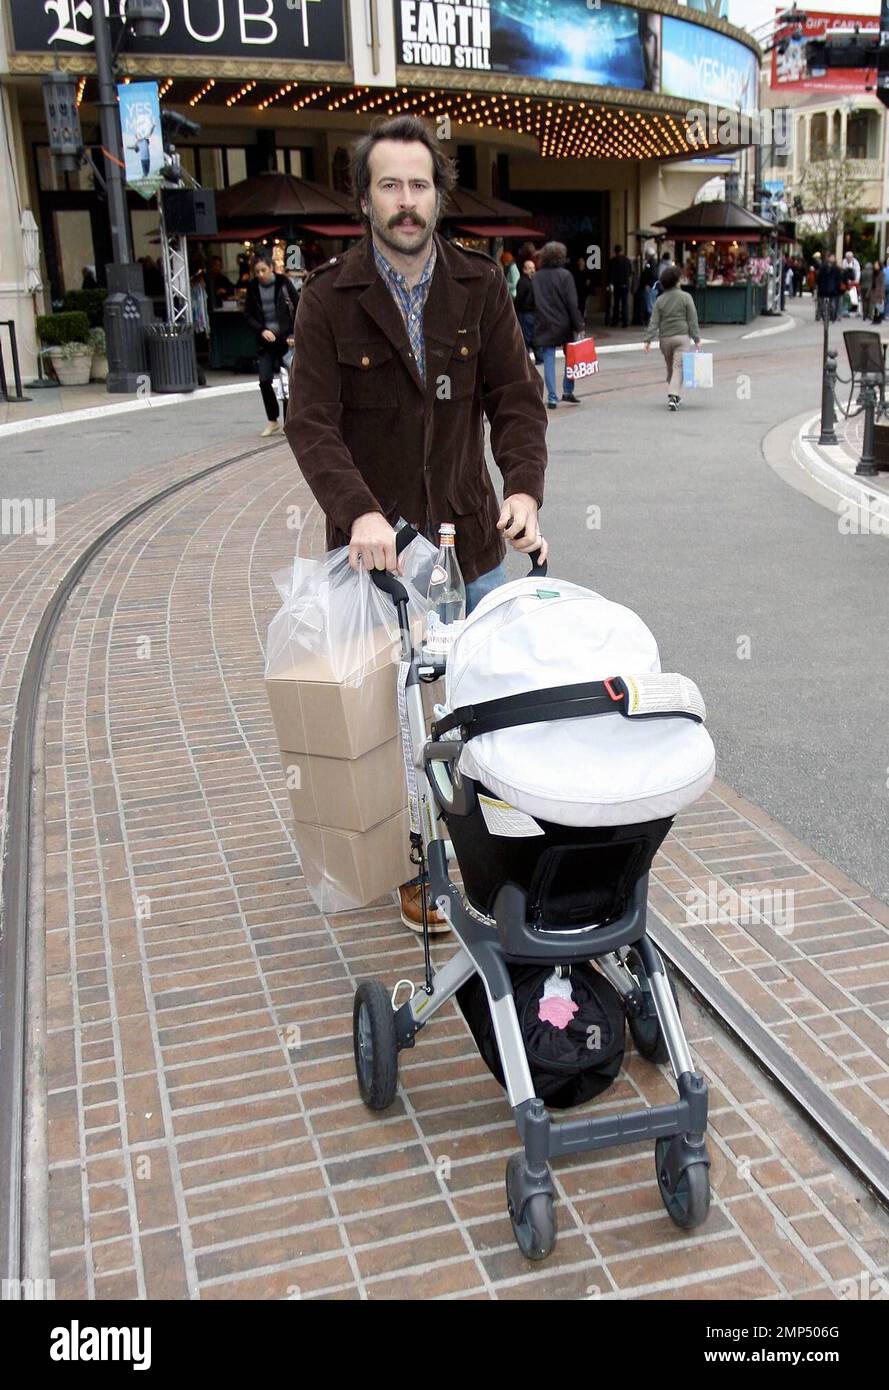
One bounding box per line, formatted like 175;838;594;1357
795;155;866;253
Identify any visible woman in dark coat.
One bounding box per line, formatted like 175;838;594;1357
532;240;585;408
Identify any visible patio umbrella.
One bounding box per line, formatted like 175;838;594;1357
652;200;775;239
21;210;42;293
215;172;354;224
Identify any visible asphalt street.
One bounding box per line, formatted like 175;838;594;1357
3;297;887;902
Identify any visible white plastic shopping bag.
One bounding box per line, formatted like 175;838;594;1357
265;522;436;685
682;351;714;389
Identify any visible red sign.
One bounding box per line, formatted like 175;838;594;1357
771;8;879;91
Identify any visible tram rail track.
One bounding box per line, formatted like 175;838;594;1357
0;440;277;1289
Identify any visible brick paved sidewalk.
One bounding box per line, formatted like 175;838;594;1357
3;436;888;1298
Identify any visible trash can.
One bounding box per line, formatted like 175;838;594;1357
145;323;199;394
105;290;149;392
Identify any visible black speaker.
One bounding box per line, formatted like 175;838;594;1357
161;188;218;236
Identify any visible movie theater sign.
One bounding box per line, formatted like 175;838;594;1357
8;0;347;64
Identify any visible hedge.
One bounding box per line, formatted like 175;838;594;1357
63;288;107;327
37;311;91;347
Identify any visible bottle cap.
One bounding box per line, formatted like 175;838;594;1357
439;523;456;536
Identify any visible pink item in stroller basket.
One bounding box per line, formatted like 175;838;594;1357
538;972;579;1029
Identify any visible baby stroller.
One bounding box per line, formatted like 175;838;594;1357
351;525;716;1261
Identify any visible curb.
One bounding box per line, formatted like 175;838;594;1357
0;380;256;440
794;414;889;530
762;410;889;532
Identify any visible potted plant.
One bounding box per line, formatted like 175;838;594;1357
37;311;93;386
88;327;108;381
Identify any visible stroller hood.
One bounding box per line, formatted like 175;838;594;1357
444;578;716;827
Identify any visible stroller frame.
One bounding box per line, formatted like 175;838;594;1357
352;534;711;1260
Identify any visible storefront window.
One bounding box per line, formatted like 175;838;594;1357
274;148;304;177
846;112;877;161
200;148;226;189
227;148;247;185
177;146;197;181
810;113;829;160
35;143;95;192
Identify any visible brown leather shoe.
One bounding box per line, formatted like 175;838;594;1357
399;881;450;934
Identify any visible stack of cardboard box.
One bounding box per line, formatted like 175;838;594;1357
265;624;443;912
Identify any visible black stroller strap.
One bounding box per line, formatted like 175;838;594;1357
431;676;704;742
431;679;627;741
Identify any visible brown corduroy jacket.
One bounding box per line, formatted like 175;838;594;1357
284;231;548;583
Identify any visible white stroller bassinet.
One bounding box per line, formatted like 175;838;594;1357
430;578;716;927
443;577;716;829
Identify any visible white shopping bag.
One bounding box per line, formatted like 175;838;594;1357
682;351;713;389
273;348;293;404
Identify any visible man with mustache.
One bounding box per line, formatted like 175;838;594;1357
285;115;549;933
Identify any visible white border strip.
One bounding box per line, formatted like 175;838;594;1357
742;315;796;340
0;380;256;440
794;414;889;528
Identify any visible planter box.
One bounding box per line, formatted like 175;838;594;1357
47;347;93;386
90;354;109;382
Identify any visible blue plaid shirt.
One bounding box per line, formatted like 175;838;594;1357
372;238;437;385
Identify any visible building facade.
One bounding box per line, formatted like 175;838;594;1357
0;0;762;381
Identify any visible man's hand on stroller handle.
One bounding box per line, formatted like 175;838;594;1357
349;512;406;575
498;494;548;565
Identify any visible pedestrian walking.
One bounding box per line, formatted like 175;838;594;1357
607;243;633;327
572;255;594;327
640;256;657;323
515;257;539;361
642;263;702;411
860;260;874;322
500;249;520;298
244;250;301;436
816;252;841;323
284;114;549;934
531;240;585;408
793;257;804;297
841;251;860;317
655;253;672;299
872;259;885;323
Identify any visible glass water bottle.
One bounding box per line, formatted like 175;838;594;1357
427;523;466;625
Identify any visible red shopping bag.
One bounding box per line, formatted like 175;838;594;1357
565;336;599;381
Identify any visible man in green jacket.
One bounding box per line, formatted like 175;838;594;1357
643;265;702;410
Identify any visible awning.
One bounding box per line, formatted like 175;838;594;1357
454;223;545;240
204;224;283;242
296;220;364;238
678;233;771;246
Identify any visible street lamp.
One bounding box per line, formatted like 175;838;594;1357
88;0;164;391
41;69;83;177
125;1;166;39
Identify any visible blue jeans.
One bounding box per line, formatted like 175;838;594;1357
518;311;537;358
539;345;574;404
466;559;509;614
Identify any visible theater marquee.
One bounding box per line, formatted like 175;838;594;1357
9;0;347;64
396;0;757;113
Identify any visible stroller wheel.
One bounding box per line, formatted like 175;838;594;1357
506;1153;556;1261
624;949;679;1065
655;1136;711;1229
353;981;398;1110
